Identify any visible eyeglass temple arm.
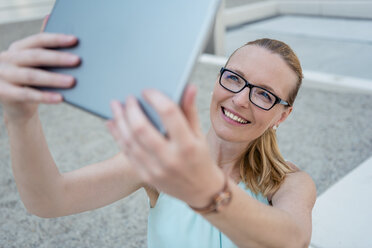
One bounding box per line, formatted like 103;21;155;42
279;99;290;106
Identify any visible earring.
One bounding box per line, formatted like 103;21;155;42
210;91;213;96
273;125;278;130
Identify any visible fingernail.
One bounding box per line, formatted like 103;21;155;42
126;96;136;106
110;100;117;109
50;94;62;101
67;55;80;64
65;35;76;41
143;89;155;98
62;76;74;85
111;101;123;114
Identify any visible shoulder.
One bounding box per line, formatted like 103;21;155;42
268;162;317;244
285;161;316;192
269;161;316;210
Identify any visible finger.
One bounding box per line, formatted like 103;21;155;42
40;14;50;32
8;33;78;51
110;100;148;159
120;99;169;178
110;100;131;147
142;89;193;142
110;101;154;183
125;96;167;153
0;49;80;67
108;119;152;182
0;64;75;88
105;120;122;144
181;84;202;136
0;80;62;104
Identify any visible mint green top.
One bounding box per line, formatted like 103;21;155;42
147;182;269;248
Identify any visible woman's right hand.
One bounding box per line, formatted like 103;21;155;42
0;32;80;124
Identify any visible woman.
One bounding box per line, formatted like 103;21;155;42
0;27;316;247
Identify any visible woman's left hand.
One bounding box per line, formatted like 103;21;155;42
107;85;224;208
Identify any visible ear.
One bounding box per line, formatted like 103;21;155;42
275;106;293;126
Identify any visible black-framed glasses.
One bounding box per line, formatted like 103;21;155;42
219;67;290;111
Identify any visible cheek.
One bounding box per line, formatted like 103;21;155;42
210;84;235;123
252;108;279;132
211;82;231;104
209;94;220;124
250;108;276;133
210;84;221;109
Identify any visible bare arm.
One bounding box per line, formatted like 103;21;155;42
1;32;144;218
202;170;316;248
5;114;143;218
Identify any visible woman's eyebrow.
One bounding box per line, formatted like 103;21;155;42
233;68;277;94
256;84;276;94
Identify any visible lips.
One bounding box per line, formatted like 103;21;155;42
221;107;250;124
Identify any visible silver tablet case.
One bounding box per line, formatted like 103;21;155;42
43;0;221;133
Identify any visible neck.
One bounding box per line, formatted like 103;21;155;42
206;128;251;181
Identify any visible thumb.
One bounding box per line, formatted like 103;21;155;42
181;84;202;135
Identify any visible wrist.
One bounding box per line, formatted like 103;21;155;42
4;111;39;129
4;113;42;139
188;172;232;215
188;169;225;208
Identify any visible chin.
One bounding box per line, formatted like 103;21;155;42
211;121;251;144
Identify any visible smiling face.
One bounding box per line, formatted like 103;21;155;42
209;45;298;144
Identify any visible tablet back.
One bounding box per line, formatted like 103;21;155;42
43;0;221;133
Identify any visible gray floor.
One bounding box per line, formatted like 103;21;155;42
1;17;372;248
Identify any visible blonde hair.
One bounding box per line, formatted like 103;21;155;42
232;38;303;197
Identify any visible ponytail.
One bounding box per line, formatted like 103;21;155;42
238;128;295;197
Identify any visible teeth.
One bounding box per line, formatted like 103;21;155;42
223;108;248;124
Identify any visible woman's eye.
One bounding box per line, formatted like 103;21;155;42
227;74;239;82
259;91;273;102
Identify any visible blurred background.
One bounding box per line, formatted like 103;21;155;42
1;0;371;247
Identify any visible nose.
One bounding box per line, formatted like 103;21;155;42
232;87;251;108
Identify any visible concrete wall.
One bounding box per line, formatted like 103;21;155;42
275;0;372;19
0;0;55;24
210;0;372;55
224;0;372;29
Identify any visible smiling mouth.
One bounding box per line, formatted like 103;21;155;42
222;107;250;124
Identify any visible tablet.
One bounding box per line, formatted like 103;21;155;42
42;0;221;133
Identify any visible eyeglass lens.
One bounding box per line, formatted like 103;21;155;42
220;70;276;110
